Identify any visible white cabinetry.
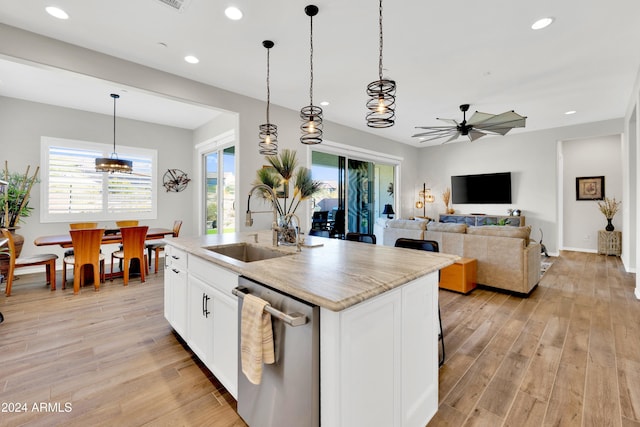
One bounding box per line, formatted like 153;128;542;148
163;245;239;399
164;245;187;337
321;272;439;427
187;274;214;364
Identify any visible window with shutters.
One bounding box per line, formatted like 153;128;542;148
40;136;157;222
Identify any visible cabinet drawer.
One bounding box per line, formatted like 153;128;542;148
189;254;238;296
166;245;187;269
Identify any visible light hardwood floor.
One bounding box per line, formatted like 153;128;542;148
0;251;638;426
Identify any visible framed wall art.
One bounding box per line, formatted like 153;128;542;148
576;176;604;200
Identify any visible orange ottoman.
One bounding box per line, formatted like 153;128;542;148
439;257;477;294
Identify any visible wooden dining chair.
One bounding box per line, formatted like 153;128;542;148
70;222;98;229
64;222;99;258
1;228;58;296
62;228;105;294
146;220;182;273
116;220;139;227
111;226;149;285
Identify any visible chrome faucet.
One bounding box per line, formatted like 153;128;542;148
246;184;280;246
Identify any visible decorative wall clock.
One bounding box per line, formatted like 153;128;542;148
163;169;191;192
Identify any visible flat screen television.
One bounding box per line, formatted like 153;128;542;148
451;172;512;204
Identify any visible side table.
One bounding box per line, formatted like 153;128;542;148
439;257;477;294
598;230;621;256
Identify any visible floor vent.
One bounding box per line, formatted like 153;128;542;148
154;0;192;12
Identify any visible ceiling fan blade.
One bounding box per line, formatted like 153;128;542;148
414;125;460;130
468;129;486;141
436;118;459;126
466;111;494;125
473;111;526;128
417;131;460;143
443;132;462;144
412;128;458;138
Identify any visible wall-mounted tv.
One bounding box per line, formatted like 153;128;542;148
451;172;512;204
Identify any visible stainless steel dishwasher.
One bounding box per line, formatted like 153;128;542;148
234;276;320;427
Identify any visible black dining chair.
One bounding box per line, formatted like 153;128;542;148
346;232;376;244
394;238;445;367
311;211;329;231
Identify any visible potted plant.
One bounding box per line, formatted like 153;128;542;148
597;197;621;231
254;149;321;244
0;163;40;277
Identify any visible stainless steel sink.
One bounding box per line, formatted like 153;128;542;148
203;242;294;263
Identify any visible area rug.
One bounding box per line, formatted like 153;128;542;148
541;257;555;276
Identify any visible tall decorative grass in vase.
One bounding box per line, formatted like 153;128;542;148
442;187;454;214
597;197;621;231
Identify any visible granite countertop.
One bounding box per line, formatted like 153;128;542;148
166;230;458;312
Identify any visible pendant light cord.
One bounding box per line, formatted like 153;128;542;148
378;0;384;81
309;13;314;106
112;93;119;156
266;47;271;123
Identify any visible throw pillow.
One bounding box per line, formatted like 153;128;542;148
427;221;467;233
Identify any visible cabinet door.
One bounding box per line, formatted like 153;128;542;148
164;246;188;337
210;287;238;399
187;275;214;365
171;266;188;337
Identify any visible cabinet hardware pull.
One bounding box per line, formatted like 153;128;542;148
232;287;307;327
202;293;211;318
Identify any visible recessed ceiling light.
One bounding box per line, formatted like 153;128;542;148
45;6;69;20
184;55;199;64
320;101;330;106
531;17;554;30
565;110;577;115
225;6;243;20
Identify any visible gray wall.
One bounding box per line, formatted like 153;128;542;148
561;135;623;251
0;96;194;261
417;119;623;255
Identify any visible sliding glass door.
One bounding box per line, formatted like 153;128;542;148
204;146;236;234
311;150;395;237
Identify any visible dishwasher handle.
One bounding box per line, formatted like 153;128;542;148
233;287;308;327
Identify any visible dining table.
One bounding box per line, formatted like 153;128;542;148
34;227;175;283
34;227;174;248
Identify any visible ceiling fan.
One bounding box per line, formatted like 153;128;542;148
413;104;527;144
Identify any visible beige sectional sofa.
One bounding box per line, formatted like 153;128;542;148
381;219;541;296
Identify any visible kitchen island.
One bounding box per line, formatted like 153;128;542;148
164;230;457;427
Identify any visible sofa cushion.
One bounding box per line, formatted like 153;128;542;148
387;219;427;230
467;225;532;241
427;221;467;233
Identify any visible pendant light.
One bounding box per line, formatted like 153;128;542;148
95;93;133;173
258;40;278;155
300;4;323;145
366;0;396;128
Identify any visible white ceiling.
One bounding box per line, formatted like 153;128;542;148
1;0;639;146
